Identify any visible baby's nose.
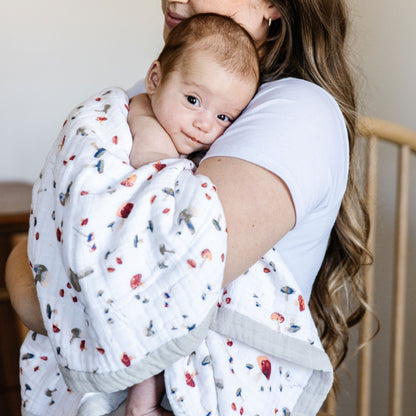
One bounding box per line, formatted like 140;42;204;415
193;113;214;133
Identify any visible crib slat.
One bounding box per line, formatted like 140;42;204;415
389;145;410;415
357;135;378;416
324;389;337;415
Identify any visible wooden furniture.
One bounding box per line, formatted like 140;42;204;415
0;182;32;416
324;117;416;415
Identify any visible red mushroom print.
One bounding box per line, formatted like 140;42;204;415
257;356;271;380
185;371;196;387
117;202;134;218
121;174;137;187
187;259;197;268
153;162;167;172
201;249;212;261
271;312;285;323
56;227;62;242
200;249;212;266
298;294;306;312
121;353;132;367
58;136;66;152
130;274;143;290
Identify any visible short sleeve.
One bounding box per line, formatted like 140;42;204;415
203;78;349;225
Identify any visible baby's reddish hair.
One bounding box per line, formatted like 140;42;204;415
158;13;260;86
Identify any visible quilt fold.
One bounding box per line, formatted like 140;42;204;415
21;88;227;415
20;87;333;416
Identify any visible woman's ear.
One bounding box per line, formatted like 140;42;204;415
265;1;281;22
145;60;162;94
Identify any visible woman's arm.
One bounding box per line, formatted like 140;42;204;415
6;157;294;332
6;156;295;328
5;237;47;335
196;156;295;287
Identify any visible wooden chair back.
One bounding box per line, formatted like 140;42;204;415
323;117;416;415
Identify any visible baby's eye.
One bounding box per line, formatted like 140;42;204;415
187;96;200;106
217;114;231;122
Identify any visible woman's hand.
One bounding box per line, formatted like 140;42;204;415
5;236;47;335
196;157;296;287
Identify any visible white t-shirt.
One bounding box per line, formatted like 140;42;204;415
128;77;349;302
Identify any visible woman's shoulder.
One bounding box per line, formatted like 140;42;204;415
254;77;343;118
205;76;349;219
242;77;348;151
127;79;146;98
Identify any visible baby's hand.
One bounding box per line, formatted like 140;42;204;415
125;372;173;416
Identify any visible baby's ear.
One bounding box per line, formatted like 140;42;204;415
145;60;162;94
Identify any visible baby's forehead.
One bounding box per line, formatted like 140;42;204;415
176;46;256;84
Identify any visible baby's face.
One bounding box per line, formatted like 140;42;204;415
150;52;257;155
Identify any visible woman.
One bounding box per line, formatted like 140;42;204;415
7;0;370;414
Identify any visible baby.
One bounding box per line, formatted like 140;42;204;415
128;12;259;169
124;13;259;416
19;13;259;416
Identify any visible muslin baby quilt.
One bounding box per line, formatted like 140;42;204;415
20;87;333;416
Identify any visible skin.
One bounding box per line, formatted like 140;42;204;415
162;0;281;47
5;0;295;413
147;55;256;154
129;50;257;168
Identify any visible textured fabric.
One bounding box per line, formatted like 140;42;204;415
165;248;333;416
20;87;333;416
202;78;349;302
21;87;227;415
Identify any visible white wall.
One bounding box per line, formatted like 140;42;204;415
1;0;163;182
1;1;415;414
340;1;416;415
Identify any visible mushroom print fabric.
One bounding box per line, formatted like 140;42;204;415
20;88;333;416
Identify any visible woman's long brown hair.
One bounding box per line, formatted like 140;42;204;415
262;0;373;388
